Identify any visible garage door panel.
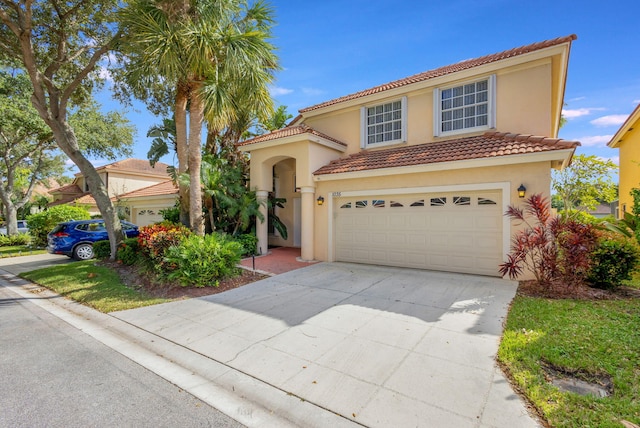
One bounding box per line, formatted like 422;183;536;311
335;191;503;276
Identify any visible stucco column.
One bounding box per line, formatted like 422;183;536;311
256;190;269;256
300;186;315;261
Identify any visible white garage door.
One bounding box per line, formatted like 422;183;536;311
334;191;503;276
135;208;164;226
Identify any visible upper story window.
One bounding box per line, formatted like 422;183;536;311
433;75;496;137
360;96;407;149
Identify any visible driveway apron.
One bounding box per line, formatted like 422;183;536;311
113;262;538;427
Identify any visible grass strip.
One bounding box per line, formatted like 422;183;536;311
0;246;46;257
21;260;170;313
499;295;640;427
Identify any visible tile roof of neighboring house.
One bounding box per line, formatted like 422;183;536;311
114;180;178;199
48;192;96;207
237;124;347;147
300;35;577;113
313;132;580;175
49;183;83;195
74;158;171;177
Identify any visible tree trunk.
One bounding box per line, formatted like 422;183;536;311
188;83;204;236
46;121;124;259
175;83;190;227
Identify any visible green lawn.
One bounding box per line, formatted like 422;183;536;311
499;295;640;427
0;246;46;257
21;261;170;312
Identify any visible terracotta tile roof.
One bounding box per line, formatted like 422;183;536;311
301;35;577;113
313;132;580;175
48;192;95;207
237;124;347;147
114;180;178;199
72;159;171;177
49;183;83;195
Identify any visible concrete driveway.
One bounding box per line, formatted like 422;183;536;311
113;263;538;427
0;253;71;275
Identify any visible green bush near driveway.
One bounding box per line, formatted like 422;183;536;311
163;233;243;287
27;205;91;247
0;234;32;247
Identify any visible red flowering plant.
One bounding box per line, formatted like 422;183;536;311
137;222;191;272
499;194;598;289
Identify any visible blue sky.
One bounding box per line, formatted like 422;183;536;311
91;0;640;171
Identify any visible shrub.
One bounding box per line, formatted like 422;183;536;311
0;233;31;247
27;205;91;247
159;205;180;224
500;194;598;288
163;233;243;287
93;240;111;259
234;233;257;256
588;235;640;289
116;238;140;265
137;222;191;271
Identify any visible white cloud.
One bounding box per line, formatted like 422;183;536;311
302;87;325;96
634;99;640;104
562;108;594;119
567;96;586;102
269;86;293;96
590;114;629;127
577;135;613;147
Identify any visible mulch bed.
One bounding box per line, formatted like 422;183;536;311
517;279;640;300
99;260;269;300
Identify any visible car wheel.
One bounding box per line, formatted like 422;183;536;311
73;243;94;260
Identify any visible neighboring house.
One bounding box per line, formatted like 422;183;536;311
607;103;640;218
587;202;616;219
115;180;178;226
238;35;580;277
48;159;176;222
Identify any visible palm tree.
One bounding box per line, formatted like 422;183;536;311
119;0;278;235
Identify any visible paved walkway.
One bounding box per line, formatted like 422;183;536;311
240;247;317;275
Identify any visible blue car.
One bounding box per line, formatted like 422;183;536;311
47;219;139;260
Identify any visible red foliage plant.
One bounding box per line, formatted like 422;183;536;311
137;222;191;267
499;194;597;288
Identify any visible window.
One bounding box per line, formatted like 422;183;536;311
433;75;495;137
361;96;407;148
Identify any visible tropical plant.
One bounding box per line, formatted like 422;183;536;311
163;233;242;287
119;0;279;235
499;194;598;288
137;222;191;272
116;238;140;265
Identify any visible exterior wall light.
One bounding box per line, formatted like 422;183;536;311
316;196;325;206
517;184;527;198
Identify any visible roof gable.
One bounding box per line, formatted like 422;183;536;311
237;124;347;148
608;103;640;148
300;35;576;114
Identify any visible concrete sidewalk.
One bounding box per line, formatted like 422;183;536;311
113;263;540;427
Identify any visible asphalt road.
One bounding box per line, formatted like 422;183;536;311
0;284;244;428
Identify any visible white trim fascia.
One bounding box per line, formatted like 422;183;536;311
314;149;575;182
302;44;570;118
326;181;511;263
238;134;347;153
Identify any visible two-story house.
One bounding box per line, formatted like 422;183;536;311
608;103;640;218
238;35;580;277
49;158;177;226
